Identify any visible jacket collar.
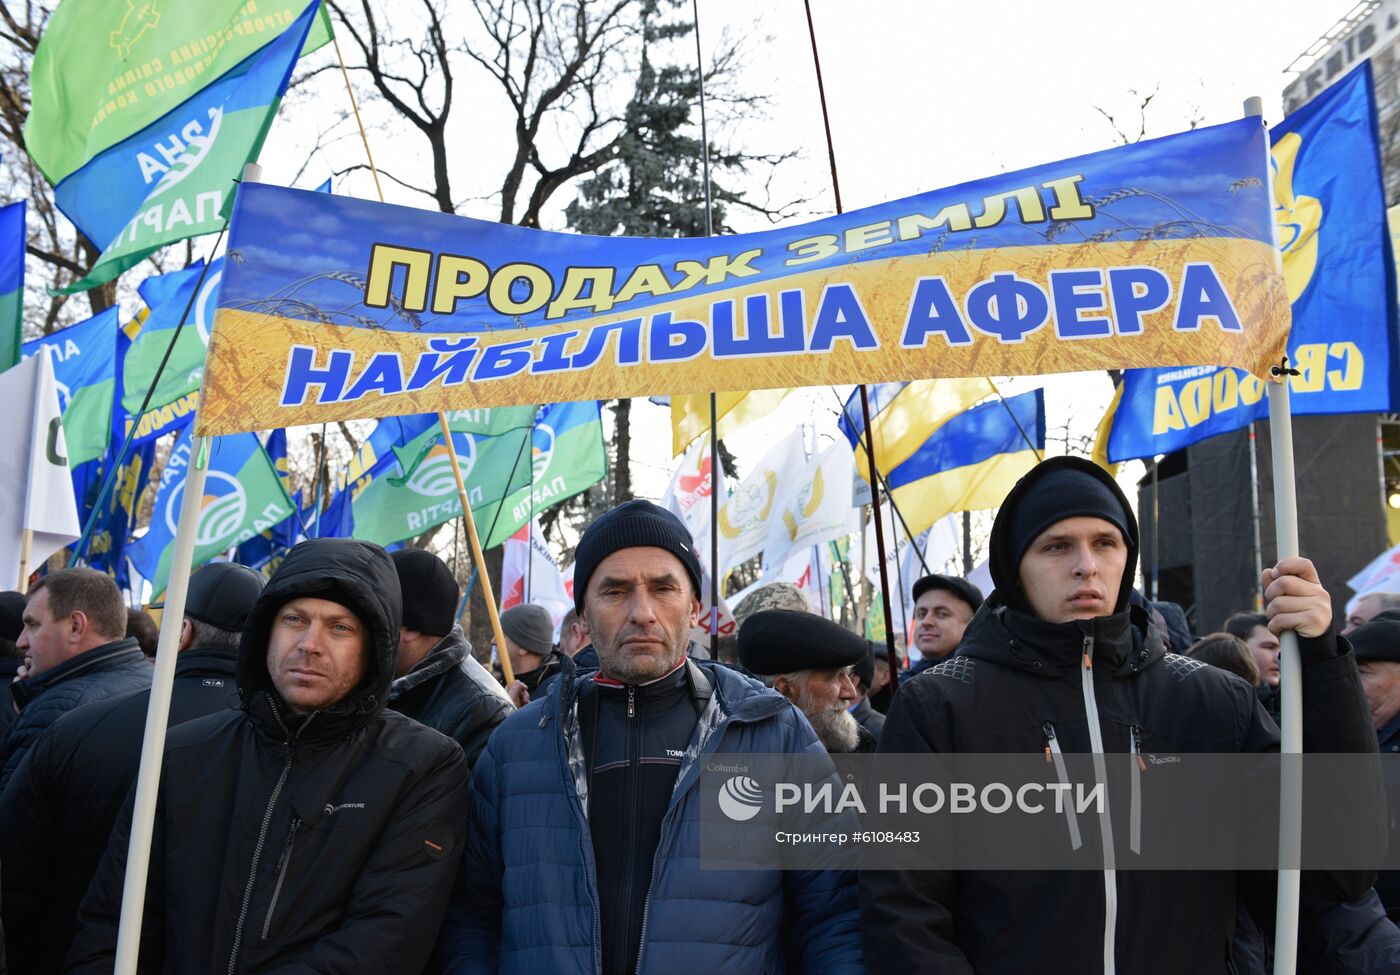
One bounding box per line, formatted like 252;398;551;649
175;647;237;679
13;637;146;707
389;625;471;697
959;595;1165;678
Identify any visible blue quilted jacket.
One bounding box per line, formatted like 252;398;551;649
436;657;864;975
0;637;150;793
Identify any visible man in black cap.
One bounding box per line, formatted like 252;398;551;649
67;539;468;973
906;573;983;676
499;602;561;707
437;498;862;974
0;561;264;973
860;455;1379;975
738;609;871;753
388;548;513;769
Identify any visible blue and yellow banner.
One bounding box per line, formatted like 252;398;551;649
885;388;1046;536
1106;63;1396;462
198;117;1288;435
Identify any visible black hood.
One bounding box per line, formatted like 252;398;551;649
988;455;1139;617
237;538;402;723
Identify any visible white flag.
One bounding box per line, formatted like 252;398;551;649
717;429;805;573
0;353;82;588
762;441;855;578
501;519;572;638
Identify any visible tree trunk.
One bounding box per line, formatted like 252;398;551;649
466;544;505;670
612;398;632;505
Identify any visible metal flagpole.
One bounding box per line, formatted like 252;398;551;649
692;0;721;656
962;511;973;575
800;3;900;680
1243;94;1303;975
1249;422;1265;610
331;36;515;685
112;161;259;975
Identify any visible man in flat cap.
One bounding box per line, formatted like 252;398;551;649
438;498;862;974
906;573;982;676
1;561;265;973
738;609;872;754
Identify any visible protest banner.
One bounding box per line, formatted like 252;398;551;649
1106;63;1396;461
196;116;1288;435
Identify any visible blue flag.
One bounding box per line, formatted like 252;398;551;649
0;200;24;370
73;440;156;590
129;426;295;595
1107;62;1397;462
21;306;120;466
884;389;1046;535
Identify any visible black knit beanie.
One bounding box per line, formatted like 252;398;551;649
989;456;1139;615
572;499;703;613
391;548;459;636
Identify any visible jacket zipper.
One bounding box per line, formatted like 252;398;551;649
260;817;302;942
227;701;296;975
632;703;777;974
1042;721;1083;850
1080;636;1117;975
621;684;641;969
1129;725;1145;856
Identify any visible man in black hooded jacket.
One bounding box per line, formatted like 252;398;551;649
66;538;469;974
859;456;1379;975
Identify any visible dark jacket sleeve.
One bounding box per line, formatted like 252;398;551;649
0;730;61;972
261;741;470;975
433;738;504;975
0;702;55;794
858;677;973;975
1240;631;1385;937
452;695;511;771
64;785;164;974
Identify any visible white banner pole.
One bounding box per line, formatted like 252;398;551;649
1242;94;1303;975
112;161;261;974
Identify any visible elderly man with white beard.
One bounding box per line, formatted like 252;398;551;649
737;609;874;754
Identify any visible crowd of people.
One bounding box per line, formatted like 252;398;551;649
0;456;1391;972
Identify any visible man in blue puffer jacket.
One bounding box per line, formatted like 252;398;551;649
435;499;863;975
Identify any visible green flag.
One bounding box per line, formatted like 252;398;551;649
26;0;331;186
348;407;538;547
490;400;608;548
56;4;322;293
